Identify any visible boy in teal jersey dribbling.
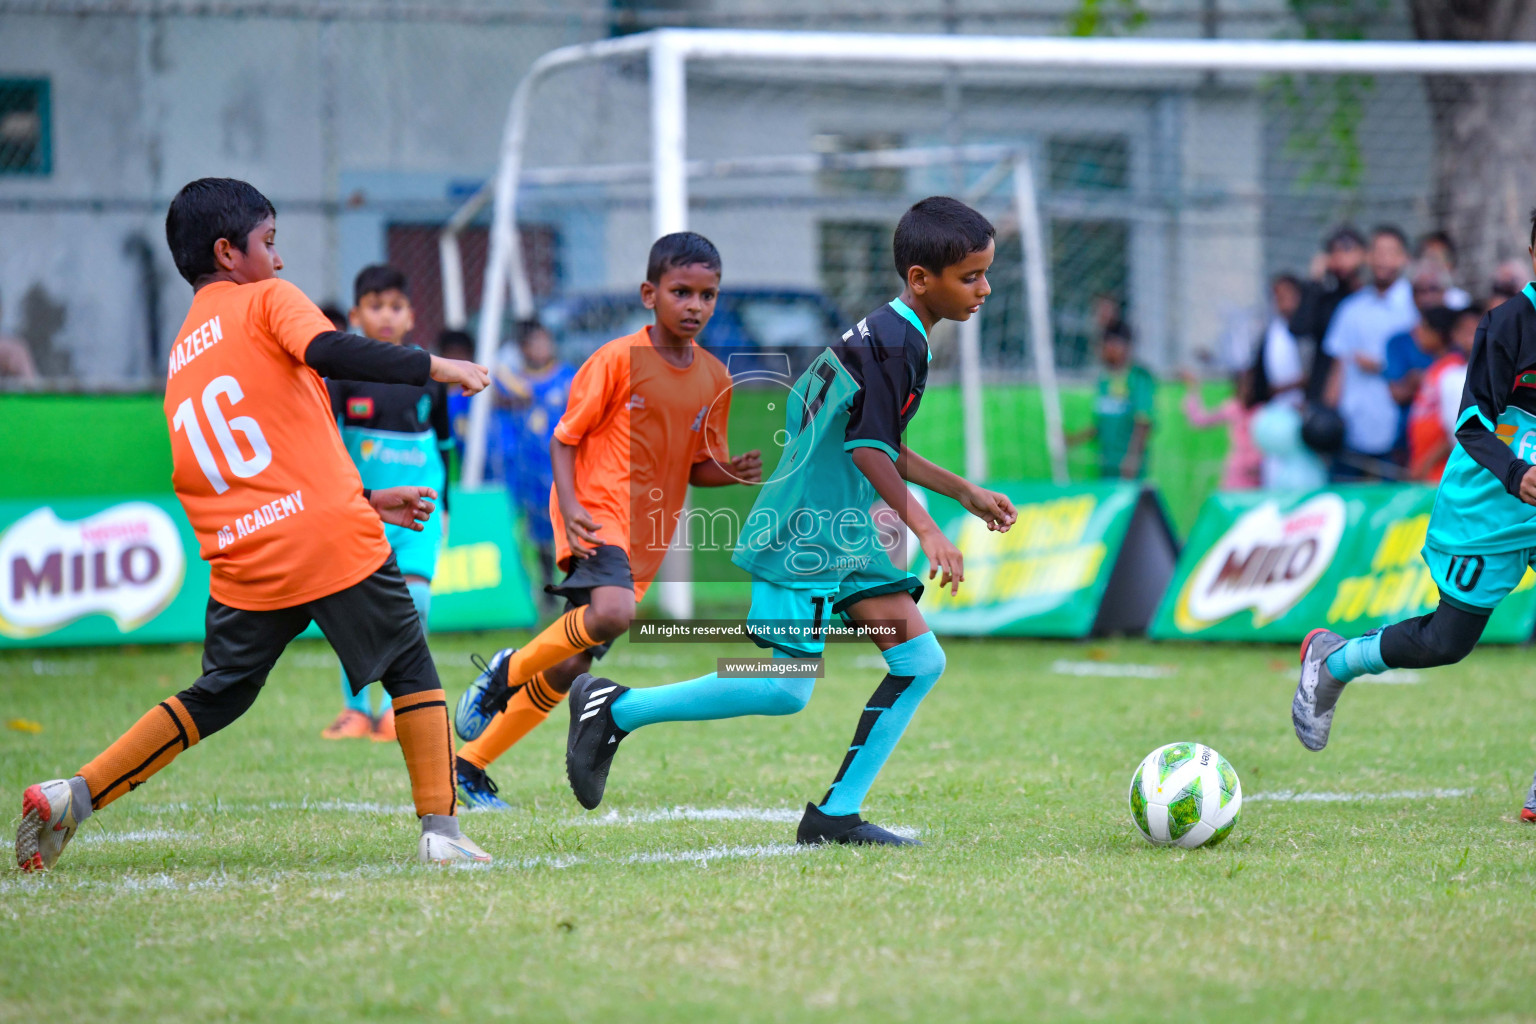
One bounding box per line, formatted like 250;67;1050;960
323;265;453;741
563;197;1018;845
1293;210;1536;822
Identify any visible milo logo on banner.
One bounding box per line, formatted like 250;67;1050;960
0;503;186;639
1172;493;1346;632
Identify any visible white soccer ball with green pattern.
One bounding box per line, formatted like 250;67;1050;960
1128;742;1241;848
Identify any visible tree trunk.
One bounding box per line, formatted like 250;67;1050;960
1409;0;1536;292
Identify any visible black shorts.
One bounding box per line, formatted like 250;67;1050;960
546;544;634;660
195;554;437;696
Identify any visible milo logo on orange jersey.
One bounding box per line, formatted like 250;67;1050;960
0;503;186;638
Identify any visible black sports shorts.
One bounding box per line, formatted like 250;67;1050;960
194;554;437;696
545;544;635;660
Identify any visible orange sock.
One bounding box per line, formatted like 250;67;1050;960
505;607;596;686
392;689;456;818
78;697;200;810
459;673;566;769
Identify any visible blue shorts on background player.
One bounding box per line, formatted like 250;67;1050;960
323;265;453;742
1291;210;1536;825
495;318;574;608
563;198;1020;846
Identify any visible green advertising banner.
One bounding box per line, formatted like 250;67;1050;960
1149;484;1536;643
0;489;536;650
917;481;1177;638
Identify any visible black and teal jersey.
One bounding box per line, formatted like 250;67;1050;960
1426;282;1536;554
733;298;929;587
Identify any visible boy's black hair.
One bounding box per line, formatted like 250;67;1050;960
1371;224;1409;250
1420;305;1458;338
516;318;549;347
318;304;349;332
1324;225;1366;252
164;177;276;285
1416;230;1457;265
354;264;409;305
1272;272;1303;292
437;328;475;356
646;232;722;284
1103;319;1133;344
893;196;995;276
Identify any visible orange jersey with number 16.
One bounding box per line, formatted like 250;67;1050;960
163;278;390;611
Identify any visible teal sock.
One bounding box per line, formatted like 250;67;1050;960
1325;632;1387;685
819;633;945;818
340;667;371;714
610;650;813;732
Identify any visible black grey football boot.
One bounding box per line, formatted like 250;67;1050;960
1293;628;1348;752
796;802;920;847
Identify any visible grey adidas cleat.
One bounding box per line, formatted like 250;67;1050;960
1293;628;1347;752
418;814;491;864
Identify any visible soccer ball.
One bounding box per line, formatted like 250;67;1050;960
1128;742;1241;848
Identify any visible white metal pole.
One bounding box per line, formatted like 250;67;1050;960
651;35;694;621
1013;157;1068;485
957;314;987;482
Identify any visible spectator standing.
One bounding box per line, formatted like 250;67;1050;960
1414;231;1472;310
1070;321;1155;479
1291;226;1366;402
1181;370;1260;490
0;291;39;382
1405;307;1463;483
1322;226;1417;479
1383;263;1453;462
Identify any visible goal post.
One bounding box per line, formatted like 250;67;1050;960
457;28;1536;618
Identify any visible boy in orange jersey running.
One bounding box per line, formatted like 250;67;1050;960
14;178;494;871
453;232;761;809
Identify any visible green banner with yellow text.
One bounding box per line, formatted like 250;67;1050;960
0;488;535;650
1149;484;1536;643
917;481;1176;638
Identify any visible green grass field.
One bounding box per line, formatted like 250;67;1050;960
3;633;1535;1022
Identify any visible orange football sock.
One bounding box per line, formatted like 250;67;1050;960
78;697;201;810
392;689;457;818
459;673;565;769
504;607;595;685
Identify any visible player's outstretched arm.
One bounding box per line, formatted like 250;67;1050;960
367;486;437;531
897;445;1016;533
429;354;490;396
689;449;762;487
302;331;488;395
851;447;964;595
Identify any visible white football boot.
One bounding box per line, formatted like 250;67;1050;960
15;777;92;872
418;814;492;864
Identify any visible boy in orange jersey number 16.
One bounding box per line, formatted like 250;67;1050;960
15;178;493;871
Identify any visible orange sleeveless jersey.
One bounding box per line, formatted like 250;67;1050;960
163;279;390;610
550;327;733;597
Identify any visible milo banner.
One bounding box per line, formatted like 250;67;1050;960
1150;484;1536;643
918;481;1178;638
0;489;536;649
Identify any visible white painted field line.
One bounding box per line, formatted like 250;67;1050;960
1051;660;1174;679
572;806;801;826
0;842;816;896
76;829;187;845
1248;788;1473;803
